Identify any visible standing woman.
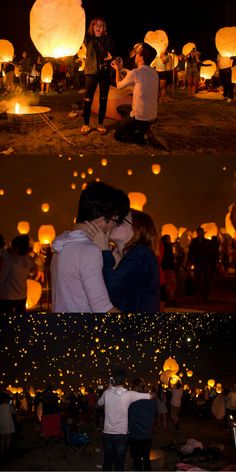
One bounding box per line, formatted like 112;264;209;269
185;47;201;96
81;17;115;135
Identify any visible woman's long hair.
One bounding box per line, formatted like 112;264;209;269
87;17;107;36
123;209;158;255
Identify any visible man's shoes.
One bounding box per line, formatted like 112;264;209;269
145;129;170;151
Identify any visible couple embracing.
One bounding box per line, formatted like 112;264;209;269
51;182;160;313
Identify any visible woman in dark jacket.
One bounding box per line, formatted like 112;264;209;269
83;209;160;313
81;17;115;136
128;378;157;471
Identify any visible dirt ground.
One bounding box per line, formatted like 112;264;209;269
0;88;236;156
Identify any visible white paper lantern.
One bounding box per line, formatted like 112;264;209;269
144;30;168;55
41;62;53;83
182;43;196;56
200;60;217;80
92;85;133;121
0;39;14;62
215;27;236;58
30;0;86;58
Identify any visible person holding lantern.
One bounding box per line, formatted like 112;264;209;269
184;47;201;96
80;17;115;136
217;53;234;103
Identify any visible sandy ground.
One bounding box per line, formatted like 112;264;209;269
1;412;235;472
0;88;236;156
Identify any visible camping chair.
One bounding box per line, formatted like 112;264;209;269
41;413;65;457
64;421;90;464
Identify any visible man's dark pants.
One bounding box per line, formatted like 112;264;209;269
103;433;128;471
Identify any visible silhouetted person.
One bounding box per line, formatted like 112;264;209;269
188;227;213;300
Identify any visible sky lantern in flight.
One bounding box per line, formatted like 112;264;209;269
128;192;147;211
41;62;53;83
215;27;236;58
161;224;178;243
160;369;174;385
144;30;168;55
201;222;218;239
0;39;14;62
200;60;217;80
38;224;56;245
17;221;30;235
163;357;179;374
30;0;86;58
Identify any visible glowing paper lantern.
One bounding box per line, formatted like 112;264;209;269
41;62;53;83
101;159;108;167
208;379;215;388
187;370;193;378
200;60;217;80
144;30;168;55
26;188;32;195
160;369;174;385
26;279;42;310
17;221;30;235
38;224;56;244
128;192;147;211
215;27;236;58
0;39;14;62
169;375;180;387
29;386;36;397
30;0;86;58
0;189;5;196
178;227;187;238
169;52;179;69
161;224;178;243
92;85;133;121
182;43;196;56
232;66;236;84
152;164;161;175
41;203;50;213
225;211;236;239
163;357;179;374
201;222;218;239
127;169;133;176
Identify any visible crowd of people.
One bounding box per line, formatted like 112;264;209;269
1;370;236;469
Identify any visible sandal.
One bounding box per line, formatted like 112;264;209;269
81;125;91;135
97;125;107;135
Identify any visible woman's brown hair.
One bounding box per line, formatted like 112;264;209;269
132;378;147;393
88;17;107;36
123;209;158;255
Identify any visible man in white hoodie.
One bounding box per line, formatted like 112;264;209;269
50;181;130;313
111;42;160;146
98;368;155;471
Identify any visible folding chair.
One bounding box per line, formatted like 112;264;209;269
41;413;65;457
64;423;90;464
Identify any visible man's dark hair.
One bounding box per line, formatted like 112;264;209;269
76;181;130;224
140;42;157;65
11;235;31;255
111;368;127;386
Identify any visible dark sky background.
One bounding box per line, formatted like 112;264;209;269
1;0;236;62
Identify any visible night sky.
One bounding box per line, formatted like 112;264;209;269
0;313;236;391
1;0;236;62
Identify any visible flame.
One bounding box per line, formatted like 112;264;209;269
15;103;20;114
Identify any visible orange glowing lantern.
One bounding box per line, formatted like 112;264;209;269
208;379;215;388
26;279;42;310
232;66;236;84
29;386;36;397
87;168;93;175
161;224;178;243
82;183;87;190
41;62;53;83
169;52;179;69
38;224;56;244
144;30;168;55
152;164;161;175
30;0;86;58
169;375;180;387
182;43;196;56
17;221;30;235
81;172;86;179
92;85;133;120
0;189;5;196
215;27;236;58
178;227;187;238
149;449;163;461
71;183;76;190
26;188;32;195
201;222;218;239
127;169;133;176
128;192;147;211
200;60;217;80
0;39;14;62
41;203;50;213
225;210;236;239
160;369;174;385
163;357;179;374
187;370;193;377
101;159;108;166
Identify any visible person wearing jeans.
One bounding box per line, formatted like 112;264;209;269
98;369;155;471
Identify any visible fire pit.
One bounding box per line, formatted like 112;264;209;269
7;104;51;133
